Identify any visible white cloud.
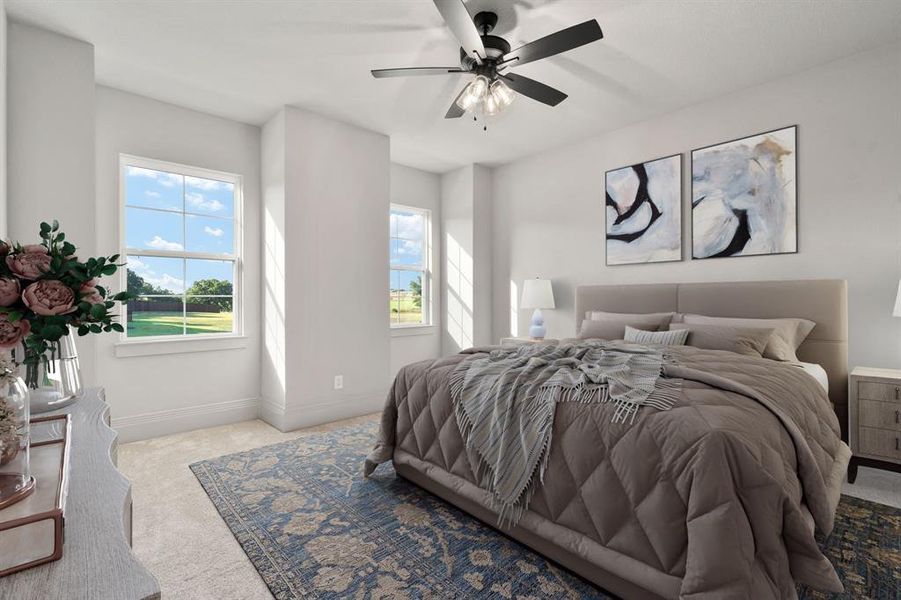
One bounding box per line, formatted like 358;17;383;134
392;212;424;240
128;257;150;272
204;226;224;237
396;239;419;255
145;273;185;293
146;236;184;251
127;257;184;293
145;190;161;198
186;192;225;213
186;176;232;192
127;166;181;187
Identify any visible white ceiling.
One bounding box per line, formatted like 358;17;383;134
7;0;901;172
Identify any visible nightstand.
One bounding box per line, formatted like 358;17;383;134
500;337;559;346
848;367;901;483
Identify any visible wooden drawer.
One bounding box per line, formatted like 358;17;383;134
859;399;901;431
859;426;901;461
857;380;901;402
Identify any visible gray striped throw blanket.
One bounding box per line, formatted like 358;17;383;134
449;341;682;525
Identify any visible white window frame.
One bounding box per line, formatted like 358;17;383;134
390;204;432;330
116;154;245;353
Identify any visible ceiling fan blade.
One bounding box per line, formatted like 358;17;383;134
433;0;486;59
445;86;468;118
502;20;603;67
498;73;567;106
371;67;465;78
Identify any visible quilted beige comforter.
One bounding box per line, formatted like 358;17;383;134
365;345;852;599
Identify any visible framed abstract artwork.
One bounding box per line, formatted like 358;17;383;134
605;153;682;266
691;125;797;259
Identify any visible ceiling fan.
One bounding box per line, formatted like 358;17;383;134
371;0;603;119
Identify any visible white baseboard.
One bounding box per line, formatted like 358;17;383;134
111;397;261;443
260;392;384;432
259;396;288;431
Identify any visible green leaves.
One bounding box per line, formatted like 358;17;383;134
6;221;134;351
41;324;65;341
90;303;107;320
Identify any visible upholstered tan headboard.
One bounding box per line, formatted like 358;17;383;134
574;280;849;431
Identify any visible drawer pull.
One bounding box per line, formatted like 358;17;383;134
896;387;900;400
897;410;900;424
897;437;900;451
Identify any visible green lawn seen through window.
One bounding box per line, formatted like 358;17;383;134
390;291;422;325
127;311;234;337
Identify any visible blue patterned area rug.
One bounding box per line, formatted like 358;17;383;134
190;420;900;599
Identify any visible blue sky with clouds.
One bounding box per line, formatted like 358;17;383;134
125;166;235;295
390;208;425;292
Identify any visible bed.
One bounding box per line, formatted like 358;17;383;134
366;279;852;599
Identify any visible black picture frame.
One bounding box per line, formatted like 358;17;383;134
604;152;683;267
689;125;798;260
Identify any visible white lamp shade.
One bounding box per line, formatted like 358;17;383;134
893;280;901;317
521;278;555;309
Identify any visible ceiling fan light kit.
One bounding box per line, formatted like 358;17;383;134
456;75;490;111
455;76;515;117
371;0;603;122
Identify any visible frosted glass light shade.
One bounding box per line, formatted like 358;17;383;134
483;91;500;116
456;75;489;111
483;80;515;116
893;280;901;317
521;278;555;309
491;80;515;107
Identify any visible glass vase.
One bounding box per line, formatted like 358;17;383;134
16;333;83;414
0;374;34;509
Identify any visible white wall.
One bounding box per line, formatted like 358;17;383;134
261;109;287;422
390;163;441;376
472;164;492;346
261;106;390;431
7;22;97;381
441;164;493;354
95;86;262;441
491;42;901;369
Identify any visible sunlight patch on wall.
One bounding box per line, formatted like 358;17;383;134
263;205;286;398
445;232;474;351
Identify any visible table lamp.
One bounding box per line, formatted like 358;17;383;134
521;278;556;339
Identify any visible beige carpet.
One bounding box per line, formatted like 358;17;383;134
117;415;376;600
119;416;901;599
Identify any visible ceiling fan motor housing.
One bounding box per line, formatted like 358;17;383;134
459;12;509;77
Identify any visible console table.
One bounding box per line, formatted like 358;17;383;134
0;389;160;599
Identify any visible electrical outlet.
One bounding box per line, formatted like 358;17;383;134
333;375;344;390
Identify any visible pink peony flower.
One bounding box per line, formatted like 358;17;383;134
0;278;20;307
22;280;76;316
6;246;52;279
0;314;30;350
79;279;104;305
